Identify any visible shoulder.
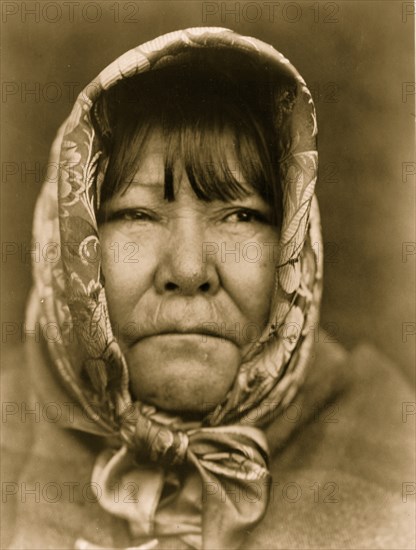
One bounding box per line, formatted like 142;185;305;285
1;344;131;550
247;342;415;549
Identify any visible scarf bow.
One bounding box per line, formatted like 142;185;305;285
91;409;270;549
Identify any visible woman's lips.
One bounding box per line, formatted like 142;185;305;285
118;297;248;349
133;332;231;349
128;333;240;360
126;324;240;348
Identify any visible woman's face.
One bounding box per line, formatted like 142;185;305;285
99;131;280;413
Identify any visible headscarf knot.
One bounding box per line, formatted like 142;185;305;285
121;413;189;466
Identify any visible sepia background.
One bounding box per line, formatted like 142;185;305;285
1;0;415;381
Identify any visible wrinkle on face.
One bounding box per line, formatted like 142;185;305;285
99;132;280;412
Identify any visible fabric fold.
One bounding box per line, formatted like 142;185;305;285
91;420;270;549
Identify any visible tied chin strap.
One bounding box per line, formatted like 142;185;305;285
88;413;271;550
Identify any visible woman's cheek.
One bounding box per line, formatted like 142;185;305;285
99;227;158;324
217;237;278;332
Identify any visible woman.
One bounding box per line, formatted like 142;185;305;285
2;28;414;549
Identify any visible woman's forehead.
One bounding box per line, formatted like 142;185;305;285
132;129;246;185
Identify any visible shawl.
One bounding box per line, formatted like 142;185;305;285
27;27;322;550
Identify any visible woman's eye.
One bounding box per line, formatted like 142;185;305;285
106;209;155;223
122;210;152;222
223;209;268;224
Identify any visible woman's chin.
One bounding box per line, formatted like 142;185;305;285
126;334;241;413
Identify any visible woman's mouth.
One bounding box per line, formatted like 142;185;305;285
125;332;242;412
125;321;241;348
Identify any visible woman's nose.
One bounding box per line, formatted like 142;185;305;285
154;220;220;296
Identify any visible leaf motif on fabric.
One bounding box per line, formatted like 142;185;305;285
279;261;301;294
278;305;304;354
59;140;83;208
262;341;286;379
79;235;101;267
85;357;108;395
286;161;304;203
280;199;311;250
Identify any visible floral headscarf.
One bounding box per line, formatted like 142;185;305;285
28;27;322;550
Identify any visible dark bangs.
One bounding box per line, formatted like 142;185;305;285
94;52;284;226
